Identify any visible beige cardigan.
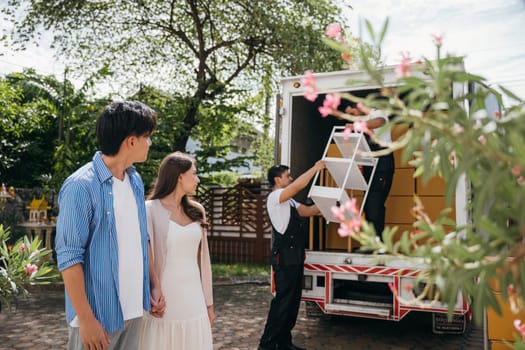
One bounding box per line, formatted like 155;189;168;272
146;199;213;307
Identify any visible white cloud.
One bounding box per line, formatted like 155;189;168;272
342;0;525;100
0;12;66;80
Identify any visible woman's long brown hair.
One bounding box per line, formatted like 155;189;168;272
148;152;208;229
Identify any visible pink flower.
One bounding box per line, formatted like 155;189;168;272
337;222;352;237
353;120;370;134
518;176;524;185
343;120;372;139
512;167;521;176
325;23;342;39
343;198;358;212
395;52;412;78
331;198;359;222
318;106;332;117
431;34;443;47
19;243;27;252
348;217;362;232
302;70;319;102
301;70;316;88
325;93;341;109
478;134;486;144
337;221;358;237
332;198;361;237
331;205;347;222
304;89;319;102
24;263;38;277
514;319;525;338
318;93;341;118
342;126;353;140
453;123;464;135
337;219;362;238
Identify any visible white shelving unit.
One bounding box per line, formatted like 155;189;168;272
308;126;378;223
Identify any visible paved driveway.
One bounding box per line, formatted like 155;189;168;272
0;282;485;350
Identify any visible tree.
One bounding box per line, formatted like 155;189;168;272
191;90;255;174
132;84;261;188
0;72;58;188
3;0;349;152
318;21;525;347
0;70;100;190
246;75;275;178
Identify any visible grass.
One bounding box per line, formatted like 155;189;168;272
212;263;270;279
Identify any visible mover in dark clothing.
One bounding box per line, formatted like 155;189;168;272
345;105;394;239
258;161;325;350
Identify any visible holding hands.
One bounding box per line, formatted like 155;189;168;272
150;286;166;318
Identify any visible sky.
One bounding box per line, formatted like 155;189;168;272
343;0;525;103
1;0;524;103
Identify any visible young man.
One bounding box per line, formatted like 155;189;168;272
258;160;325;350
55;100;164;350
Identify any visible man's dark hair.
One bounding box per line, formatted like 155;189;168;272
267;165;289;187
96;100;157;155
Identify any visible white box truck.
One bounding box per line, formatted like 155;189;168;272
274;66;478;333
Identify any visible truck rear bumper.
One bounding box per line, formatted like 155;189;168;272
300;251;469;322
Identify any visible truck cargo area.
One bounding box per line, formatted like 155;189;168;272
277;69;471;332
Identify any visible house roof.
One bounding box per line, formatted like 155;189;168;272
27;196;51;210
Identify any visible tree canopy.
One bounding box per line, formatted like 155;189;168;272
0;70;103;189
4;0;351;151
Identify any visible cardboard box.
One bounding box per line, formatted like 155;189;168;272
487;279;525;344
385;196;416;224
419;196;456;222
324;222;360;251
391;124;412;169
390;168;415;196
416;175;448;196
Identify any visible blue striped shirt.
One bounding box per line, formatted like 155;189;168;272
55;151;151;333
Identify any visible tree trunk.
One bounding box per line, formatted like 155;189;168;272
172;96;200;152
172;129;190;152
172;80;218;151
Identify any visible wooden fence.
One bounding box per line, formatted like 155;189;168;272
197;184;272;264
3;186;273;265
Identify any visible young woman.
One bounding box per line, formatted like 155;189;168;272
140;152;214;350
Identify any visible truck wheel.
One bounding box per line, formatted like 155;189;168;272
432;312;470;334
304;301;325;318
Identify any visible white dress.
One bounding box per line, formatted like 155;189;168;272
140;221;213;350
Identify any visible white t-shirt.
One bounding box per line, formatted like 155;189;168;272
367;109;392;145
112;173;144;321
70;173;144;327
266;189;301;234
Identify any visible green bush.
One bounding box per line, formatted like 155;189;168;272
199;171;242;187
0;225;59;311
